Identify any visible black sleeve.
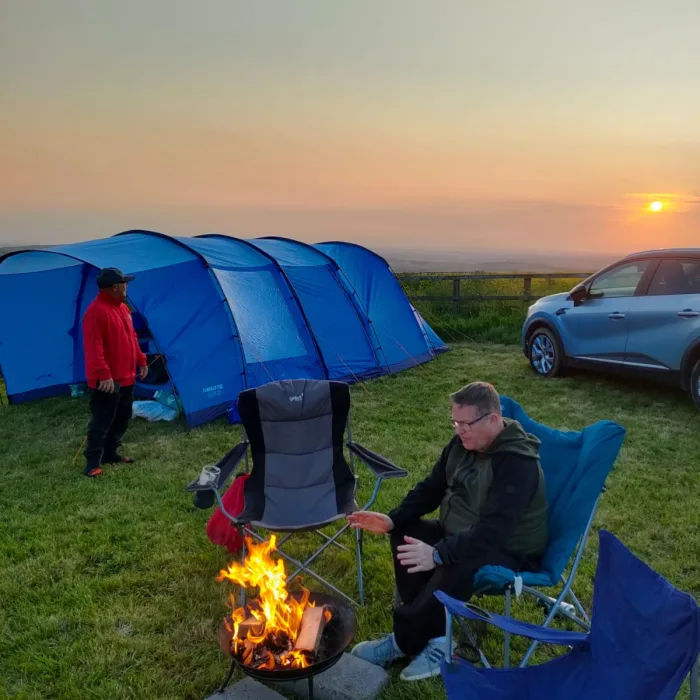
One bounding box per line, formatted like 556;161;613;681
387;438;456;531
434;454;540;566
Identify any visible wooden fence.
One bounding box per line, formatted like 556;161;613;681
398;272;592;312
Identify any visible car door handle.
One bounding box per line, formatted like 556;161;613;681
678;309;700;318
608;312;625;320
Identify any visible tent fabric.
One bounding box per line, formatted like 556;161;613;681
247;237;385;380
438;529;700;700
474;395;626;591
315;241;448;371
0;231;446;427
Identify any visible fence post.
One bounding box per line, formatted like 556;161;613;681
452;278;461;313
523;276;532;303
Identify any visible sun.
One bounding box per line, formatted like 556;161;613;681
649;201;664;212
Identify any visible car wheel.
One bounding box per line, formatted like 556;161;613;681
690;358;700;411
528;327;563;378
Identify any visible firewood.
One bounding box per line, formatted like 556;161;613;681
236;616;265;639
294;604;327;654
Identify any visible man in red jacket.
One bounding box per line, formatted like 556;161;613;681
82;267;148;477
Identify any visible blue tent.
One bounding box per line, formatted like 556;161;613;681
0;231;447;426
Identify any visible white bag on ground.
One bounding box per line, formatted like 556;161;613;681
132;400;178;422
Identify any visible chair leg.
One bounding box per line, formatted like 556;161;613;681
264;529;359;607
561;574;590;624
242;523;361;606
317;529;350;553
286;524;350;581
503;586;511;669
238;535;247;608
355;528;364;605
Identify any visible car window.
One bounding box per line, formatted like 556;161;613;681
589;261;650;298
646;259;700;296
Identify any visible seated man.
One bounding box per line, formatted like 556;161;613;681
347;381;548;681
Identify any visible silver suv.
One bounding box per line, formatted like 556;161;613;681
522;248;700;409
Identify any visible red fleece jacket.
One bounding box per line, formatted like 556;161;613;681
82;291;147;388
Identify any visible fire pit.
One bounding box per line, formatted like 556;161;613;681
214;535;357;699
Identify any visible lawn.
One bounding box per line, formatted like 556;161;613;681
1;343;698;700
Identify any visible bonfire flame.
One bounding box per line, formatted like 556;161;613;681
217;535;330;670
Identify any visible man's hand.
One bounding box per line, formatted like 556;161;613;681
98;378;115;393
396;536;437;573
138;365;148;380
347;511;393;534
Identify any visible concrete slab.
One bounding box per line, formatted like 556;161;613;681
205;676;290;700
270;653;390;700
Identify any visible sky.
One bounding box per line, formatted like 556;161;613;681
1;0;699;255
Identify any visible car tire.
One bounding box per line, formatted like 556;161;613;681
528;327;564;378
690;358;700;411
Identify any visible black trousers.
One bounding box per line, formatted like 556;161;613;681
390;519;520;656
84;385;134;471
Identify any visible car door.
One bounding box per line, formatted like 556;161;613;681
557;259;652;363
624;257;700;372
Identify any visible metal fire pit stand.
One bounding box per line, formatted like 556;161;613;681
217;661;319;699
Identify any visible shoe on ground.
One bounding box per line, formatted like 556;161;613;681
400;636;454;682
350;633;405;668
84;467;103;477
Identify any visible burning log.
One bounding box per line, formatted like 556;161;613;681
294;604;328;655
236;616;265;640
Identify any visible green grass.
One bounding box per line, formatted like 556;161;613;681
1;344;698;699
398;274;582;344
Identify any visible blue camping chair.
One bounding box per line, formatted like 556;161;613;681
436;529;700;700
469;396;626;667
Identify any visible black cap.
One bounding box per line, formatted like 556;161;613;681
97;267;135;288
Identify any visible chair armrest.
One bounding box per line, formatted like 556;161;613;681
434;590;589;647
347;441;408;479
184;441;248;493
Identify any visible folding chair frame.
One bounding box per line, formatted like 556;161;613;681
439;542;700;700
442;605;699;700
468;488;603;669
187;413;407;608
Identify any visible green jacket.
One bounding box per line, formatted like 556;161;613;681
389;418;548;566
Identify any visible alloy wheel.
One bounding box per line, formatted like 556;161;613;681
531;333;556;375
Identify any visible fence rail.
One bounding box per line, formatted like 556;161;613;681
398;272;592;311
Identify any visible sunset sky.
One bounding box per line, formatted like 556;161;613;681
1;0;699;254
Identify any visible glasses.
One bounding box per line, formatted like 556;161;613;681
450;413;491;431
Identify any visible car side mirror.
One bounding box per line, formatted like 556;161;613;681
569;283;588;306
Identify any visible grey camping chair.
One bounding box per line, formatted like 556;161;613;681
186;378;407;606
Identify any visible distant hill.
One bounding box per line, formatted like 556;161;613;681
375;247;616;274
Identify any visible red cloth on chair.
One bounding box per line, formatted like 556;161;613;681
206;473;249;553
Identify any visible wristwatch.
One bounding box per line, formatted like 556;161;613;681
432;548;443;566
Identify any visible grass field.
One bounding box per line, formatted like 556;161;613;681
1;343;698;700
398;274;584;344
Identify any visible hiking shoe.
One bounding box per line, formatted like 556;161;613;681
400;637;453;682
350;633;405;668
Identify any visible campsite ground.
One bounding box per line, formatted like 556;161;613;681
0;343;698;700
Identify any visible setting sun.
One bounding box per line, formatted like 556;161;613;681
649;201;664;212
